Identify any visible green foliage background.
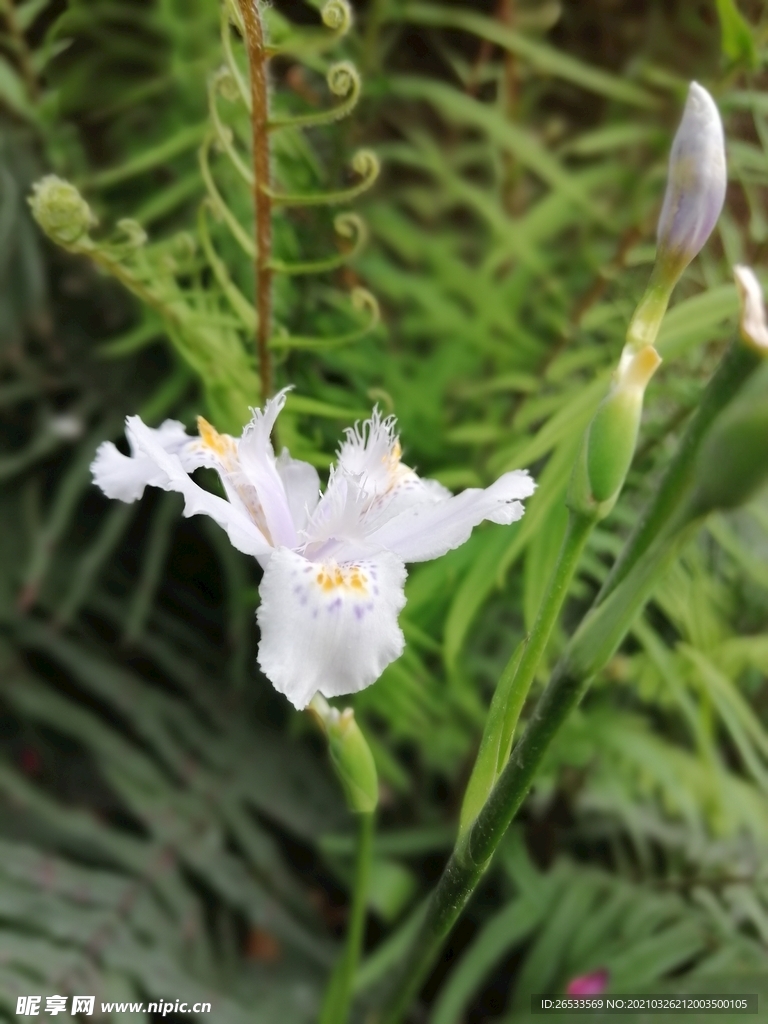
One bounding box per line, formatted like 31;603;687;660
1;0;768;1021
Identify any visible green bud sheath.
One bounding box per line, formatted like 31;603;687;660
328;711;379;814
310;697;379;814
586;387;643;504
570;345;661;517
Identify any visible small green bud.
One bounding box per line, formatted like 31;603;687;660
29;176;96;246
115;218;147;249
309;695;378;814
569;345;662;518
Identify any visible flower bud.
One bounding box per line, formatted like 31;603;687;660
734;264;768;353
309;696;378;814
568;345;662;519
28;176;96;246
656;82;726;281
627;83;726;351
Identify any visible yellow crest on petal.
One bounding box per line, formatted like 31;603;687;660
197;416;237;461
315;564;370;595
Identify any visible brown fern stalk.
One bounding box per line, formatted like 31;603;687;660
238;0;273;399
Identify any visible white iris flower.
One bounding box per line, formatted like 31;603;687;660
92;389;535;709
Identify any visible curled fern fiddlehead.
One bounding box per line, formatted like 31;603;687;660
269;61;362;131
267;149;381;207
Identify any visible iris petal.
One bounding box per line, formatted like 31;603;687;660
360;470;535;563
125;416;271;558
256;547;407;709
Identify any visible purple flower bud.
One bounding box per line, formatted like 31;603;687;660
656;83;726;277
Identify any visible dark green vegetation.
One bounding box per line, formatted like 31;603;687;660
1;0;768;1021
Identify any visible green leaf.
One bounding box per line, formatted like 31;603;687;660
430;893;554;1024
512;873;604;1003
14;0;53;31
458;637;526;836
656;284;739;358
715;0;758;68
523;497;568;633
444;525;516;671
0;56;34;120
388;77;603;220
400;4;659;108
84;122;209;189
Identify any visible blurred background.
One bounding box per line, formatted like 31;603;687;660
1;0;768;1021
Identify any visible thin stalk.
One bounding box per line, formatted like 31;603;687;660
380;516;699;1024
495;511;592;759
459;511;593;834
465;520;703;898
237;0;273;399
596;339;759;606
319;811;374;1024
361;0;389;76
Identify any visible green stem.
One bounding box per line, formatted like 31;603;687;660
496;512;592;762
380;517;698;1024
597;339;759;606
361;0;389;76
319;811;374;1024
377;333;760;1024
625;271;673;351
459;511;593;834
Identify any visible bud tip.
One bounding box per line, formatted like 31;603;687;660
734;264;768;353
29;176;96;246
656;81;726;279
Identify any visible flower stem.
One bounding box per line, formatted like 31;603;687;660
361;0;388;76
379;518;697;1024
237;0;273;399
378;339;758;1021
597;339;760;606
459;511;593;835
496;512;592;762
319;811;374;1024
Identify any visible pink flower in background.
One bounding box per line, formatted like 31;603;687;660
566;969;609;997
